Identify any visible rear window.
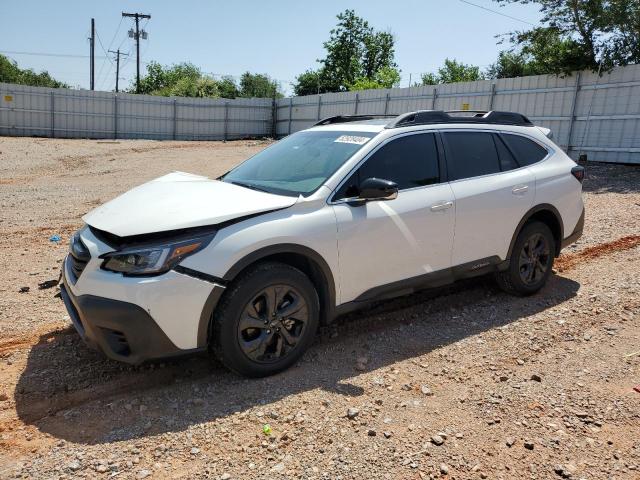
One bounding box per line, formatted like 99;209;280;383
501;134;549;166
494;135;519;171
442;132;500;181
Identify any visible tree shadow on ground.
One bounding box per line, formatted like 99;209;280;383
14;273;580;445
581;162;640;195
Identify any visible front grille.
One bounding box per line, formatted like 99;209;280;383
68;232;90;283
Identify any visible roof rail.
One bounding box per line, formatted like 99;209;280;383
314;114;395;126
385;110;533;128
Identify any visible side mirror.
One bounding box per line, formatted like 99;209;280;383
358;177;398;201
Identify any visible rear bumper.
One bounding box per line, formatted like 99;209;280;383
561;207;585;250
60;258;213;364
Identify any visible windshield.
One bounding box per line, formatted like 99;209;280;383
221;130;376;196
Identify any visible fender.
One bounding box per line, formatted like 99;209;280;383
224;243;337;321
193;243;337;347
505;204;564;261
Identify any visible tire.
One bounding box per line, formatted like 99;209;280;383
211;261;319;377
496;221;556;296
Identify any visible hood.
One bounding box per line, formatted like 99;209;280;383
83;171;298;237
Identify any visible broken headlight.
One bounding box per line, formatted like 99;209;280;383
100;235;214;276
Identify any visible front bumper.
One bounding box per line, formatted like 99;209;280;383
60;251;224;365
61;262;201;364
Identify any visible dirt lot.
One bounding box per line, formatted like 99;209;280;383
0;136;639;480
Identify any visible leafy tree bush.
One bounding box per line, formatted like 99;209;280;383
420;59;484;85
293;10;401;95
0;55;68;88
239;72;283;98
350;66;401;90
134;63;282;98
493;0;640;74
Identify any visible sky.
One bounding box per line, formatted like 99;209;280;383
1;0;543;95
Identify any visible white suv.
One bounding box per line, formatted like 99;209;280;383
61;110;585;377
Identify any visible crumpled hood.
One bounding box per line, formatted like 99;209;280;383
83;171;298;237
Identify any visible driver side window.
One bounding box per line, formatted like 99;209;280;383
334;132;440;200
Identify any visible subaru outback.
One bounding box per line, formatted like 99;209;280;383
60;110;585;377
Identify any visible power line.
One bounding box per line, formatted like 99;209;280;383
457;0;535;26
95;29;114;90
106;17;124;53
0;49;109;60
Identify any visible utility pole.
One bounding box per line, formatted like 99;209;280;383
108;49;128;92
89;18;95;90
122;12;151;94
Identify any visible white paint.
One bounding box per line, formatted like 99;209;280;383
83;171;298;237
65;227;215;350
69;119;585;353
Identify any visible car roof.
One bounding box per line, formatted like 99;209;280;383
306;121;388;133
306;110;537;135
305;119;551;146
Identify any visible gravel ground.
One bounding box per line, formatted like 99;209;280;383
0;136;639;480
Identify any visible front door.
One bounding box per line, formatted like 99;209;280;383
331;132;456;304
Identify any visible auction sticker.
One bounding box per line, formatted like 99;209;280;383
334;135;370;145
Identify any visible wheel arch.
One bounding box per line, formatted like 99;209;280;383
221;244;337;326
507;204;564;260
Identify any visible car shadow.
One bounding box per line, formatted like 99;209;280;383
14;272;580;445
581;162;640;195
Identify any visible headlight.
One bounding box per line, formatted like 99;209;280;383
100;234;213;276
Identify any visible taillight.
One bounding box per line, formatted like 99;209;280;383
571;165;585;183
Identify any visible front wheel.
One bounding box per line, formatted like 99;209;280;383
496;221;555;296
211;262;319;377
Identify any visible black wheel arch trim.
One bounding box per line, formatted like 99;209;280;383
195;245;336;348
507;203;565;259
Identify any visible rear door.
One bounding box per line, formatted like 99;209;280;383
442;130;536;266
332;132;455;304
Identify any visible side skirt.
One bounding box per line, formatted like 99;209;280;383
333;256;503;319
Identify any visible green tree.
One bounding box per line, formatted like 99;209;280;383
420;59;484;85
135;61;203;95
494;0;640;72
350;66;401;90
0;54;68;88
487;28;593;78
239;72;283;98
218;75;240;99
293;9;400;94
602;0;640;66
293;69;324;96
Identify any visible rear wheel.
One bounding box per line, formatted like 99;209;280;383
496;221;555;295
211;262;319;377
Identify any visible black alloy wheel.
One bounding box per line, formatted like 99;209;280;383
518;232;551;285
211;262;319;377
237;285;309;363
496;221;555;296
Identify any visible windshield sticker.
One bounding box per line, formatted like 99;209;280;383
334;135;370;145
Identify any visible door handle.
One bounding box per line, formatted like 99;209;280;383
512;185;529;195
430;200;453;212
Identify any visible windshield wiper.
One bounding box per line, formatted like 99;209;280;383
230;181;268;193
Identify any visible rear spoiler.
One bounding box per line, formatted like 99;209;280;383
537;126;553;139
